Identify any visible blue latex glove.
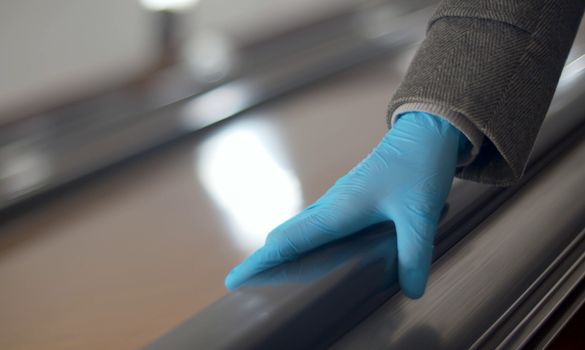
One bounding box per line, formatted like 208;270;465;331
225;111;464;298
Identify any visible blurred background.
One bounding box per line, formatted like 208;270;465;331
0;1;434;348
0;1;583;349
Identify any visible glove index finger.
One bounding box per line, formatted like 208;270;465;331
226;200;371;290
225;207;335;290
266;211;330;252
225;244;286;290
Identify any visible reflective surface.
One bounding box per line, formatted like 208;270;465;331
0;57;405;350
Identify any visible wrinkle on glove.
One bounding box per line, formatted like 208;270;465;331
226;112;463;299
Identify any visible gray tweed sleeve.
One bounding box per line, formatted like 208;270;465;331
388;0;585;186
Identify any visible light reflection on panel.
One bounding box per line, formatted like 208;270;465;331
196;124;302;251
180;82;254;129
0;140;51;200
558;54;585;89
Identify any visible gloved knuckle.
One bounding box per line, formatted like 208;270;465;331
265;230;278;242
405;201;437;222
306;212;335;234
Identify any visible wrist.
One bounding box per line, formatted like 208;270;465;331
392;111;467;161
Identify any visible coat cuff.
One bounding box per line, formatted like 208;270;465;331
390;102;484;167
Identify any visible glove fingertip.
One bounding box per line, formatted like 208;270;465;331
224;268;242;291
400;268;428;299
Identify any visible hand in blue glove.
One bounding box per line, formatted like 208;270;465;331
225;111;465;298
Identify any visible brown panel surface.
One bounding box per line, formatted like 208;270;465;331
0;57;406;350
